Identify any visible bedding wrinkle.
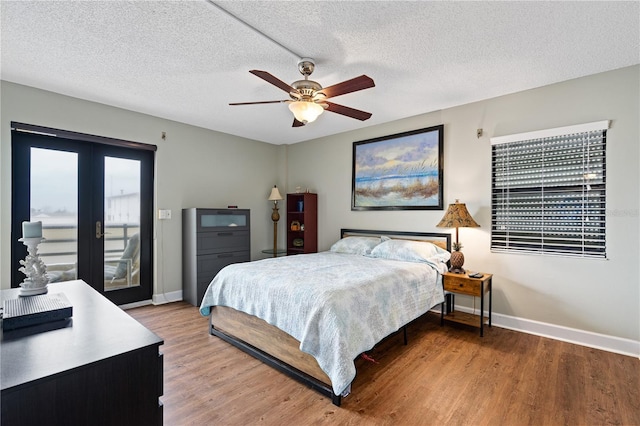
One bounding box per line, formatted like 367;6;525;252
200;252;445;395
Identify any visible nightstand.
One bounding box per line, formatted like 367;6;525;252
441;272;493;336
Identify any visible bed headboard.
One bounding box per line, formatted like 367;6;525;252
340;229;451;252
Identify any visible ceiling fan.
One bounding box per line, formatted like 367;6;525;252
229;58;375;127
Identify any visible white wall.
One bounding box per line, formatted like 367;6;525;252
286;66;640;345
0;81;284;297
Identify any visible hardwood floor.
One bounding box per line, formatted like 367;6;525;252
128;302;639;425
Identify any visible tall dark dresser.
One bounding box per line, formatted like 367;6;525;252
182;208;250;306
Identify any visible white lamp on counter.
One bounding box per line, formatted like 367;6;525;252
18;220;49;296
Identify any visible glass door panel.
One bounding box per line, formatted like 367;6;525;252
30;148;79;283
103;157;141;292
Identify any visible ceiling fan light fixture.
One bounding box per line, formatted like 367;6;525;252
288;101;324;124
231;63;374;126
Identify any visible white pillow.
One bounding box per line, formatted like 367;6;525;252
329;236;383;255
369;239;451;263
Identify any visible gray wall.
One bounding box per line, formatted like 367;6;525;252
286;65;640;343
1;65;638;346
0;81;284;298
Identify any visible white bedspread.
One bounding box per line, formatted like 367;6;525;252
199;251;445;395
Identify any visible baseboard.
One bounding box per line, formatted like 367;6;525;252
434;305;640;358
494;311;640;358
119;290;182;310
152;289;183;305
120;299;153;310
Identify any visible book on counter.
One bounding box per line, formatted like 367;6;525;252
2;292;73;331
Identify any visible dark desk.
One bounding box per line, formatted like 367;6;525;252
1;280;163;426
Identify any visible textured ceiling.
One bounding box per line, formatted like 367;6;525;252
2;1;639;145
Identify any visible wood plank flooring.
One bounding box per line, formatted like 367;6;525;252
127;302;639;426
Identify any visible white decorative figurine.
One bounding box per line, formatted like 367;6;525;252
18;221;49;296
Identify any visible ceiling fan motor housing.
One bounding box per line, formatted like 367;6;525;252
291;79;324;101
297;58;316;77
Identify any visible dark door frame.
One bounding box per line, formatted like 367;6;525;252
10;122;157;305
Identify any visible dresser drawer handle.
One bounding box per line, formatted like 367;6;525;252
459;283;464;287
217;253;234;258
217;232;233;236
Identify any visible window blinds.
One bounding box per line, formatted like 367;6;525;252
490;121;608;258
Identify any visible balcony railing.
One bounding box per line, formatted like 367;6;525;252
38;223;140;265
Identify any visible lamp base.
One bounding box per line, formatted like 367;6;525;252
449;250;465;274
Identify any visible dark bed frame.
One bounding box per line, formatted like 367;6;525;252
208;228;451;406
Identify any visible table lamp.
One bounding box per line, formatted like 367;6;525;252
268;185;283;256
436;199;480;273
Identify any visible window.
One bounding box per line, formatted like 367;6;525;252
491;121;608;258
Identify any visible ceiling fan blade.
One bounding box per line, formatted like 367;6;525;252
292;118;305;127
250;70;296;93
229;100;287;106
320;75;375;99
324;102;372;121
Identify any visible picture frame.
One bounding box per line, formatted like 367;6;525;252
352;124;444;210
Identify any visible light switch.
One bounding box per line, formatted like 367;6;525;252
158;209;172;220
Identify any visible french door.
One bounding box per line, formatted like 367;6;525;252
11;124;155;305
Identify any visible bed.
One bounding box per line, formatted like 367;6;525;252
199;229;451;406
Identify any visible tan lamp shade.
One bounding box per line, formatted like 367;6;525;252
436;200;480;229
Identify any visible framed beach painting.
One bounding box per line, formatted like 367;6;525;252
351;125;444;210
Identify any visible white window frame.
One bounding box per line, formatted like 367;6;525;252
490;121;609;258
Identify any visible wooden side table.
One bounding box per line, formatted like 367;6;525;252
441;272;493;336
